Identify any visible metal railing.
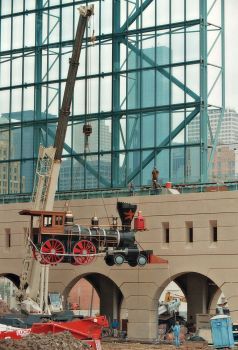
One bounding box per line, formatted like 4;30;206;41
0;181;238;205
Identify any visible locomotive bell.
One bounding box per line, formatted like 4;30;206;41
91;215;99;228
65;209;74;225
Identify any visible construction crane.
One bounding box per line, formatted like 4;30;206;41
16;5;94;314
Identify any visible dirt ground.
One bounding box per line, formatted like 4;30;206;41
102;342;172;350
102;340;209;350
0;333;209;350
0;332;89;350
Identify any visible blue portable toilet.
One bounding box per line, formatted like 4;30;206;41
210;315;234;348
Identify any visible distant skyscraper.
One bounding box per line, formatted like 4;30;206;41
188;108;238;181
0;136;25;194
128;46;170;185
188;108;238;146
1;110;56;193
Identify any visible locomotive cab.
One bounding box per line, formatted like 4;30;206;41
19;209;66;237
19;210;68;264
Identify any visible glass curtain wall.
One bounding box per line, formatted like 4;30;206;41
0;0;224;195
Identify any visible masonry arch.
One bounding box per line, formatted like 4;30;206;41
0;273;20;288
63;272;123;325
0;273;19;310
209;287;223;314
154;272;221;330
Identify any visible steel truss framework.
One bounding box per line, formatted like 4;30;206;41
0;0;224;195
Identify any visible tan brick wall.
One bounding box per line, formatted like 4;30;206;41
1;191;238;339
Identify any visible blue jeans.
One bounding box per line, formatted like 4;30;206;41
174;335;180;347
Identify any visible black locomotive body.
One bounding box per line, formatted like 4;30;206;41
19;202;152;267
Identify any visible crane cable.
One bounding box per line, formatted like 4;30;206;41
85;15;94;154
85;15;110;226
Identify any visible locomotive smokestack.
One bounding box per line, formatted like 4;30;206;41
117;202;137;231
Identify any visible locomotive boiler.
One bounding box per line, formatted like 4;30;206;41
19;202;154;267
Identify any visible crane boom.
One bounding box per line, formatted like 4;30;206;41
44;5;94;211
18;5;94;313
54;5;93;161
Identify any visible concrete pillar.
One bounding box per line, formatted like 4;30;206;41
99;278;121;326
228;297;238;323
186;274;208;324
222;282;238;322
112;284;118;320
126;296;157;341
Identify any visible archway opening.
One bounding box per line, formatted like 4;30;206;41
157;272;225;340
0;275;19;312
68;278;99;317
65;273;123;328
159;280;187;327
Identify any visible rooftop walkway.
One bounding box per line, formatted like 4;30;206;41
0;181;237;204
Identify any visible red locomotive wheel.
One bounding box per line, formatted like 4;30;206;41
41;239;65;265
73;240;96;265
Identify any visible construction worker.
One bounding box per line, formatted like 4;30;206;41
152;167;159;189
128;181;135;196
172;320;181;348
112;319;119;337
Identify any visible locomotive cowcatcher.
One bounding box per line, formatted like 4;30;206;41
19;202;164;267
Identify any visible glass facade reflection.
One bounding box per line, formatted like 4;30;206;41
0;0;224;195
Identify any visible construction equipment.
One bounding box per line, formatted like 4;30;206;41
16;5;94;315
0;315;109;350
158;299;182;317
164;292;186;303
0;5;109;349
158;292;187;325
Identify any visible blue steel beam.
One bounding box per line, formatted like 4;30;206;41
120;0;154;33
0;101;200;131
125;107;200;184
0;20;201;59
200;0;208;182
46;127;111;187
123;38;200;101
34;0;43;158
0;59;202;92
111;0;121;187
208;0;225;172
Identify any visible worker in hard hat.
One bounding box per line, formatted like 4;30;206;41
128;181;135;196
152;167;159;189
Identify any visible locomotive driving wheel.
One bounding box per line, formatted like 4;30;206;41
41;239;65;265
73;240;96;265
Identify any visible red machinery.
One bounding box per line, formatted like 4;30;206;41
0;315;108;350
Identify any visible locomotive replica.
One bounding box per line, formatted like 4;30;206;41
19;202;154;267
